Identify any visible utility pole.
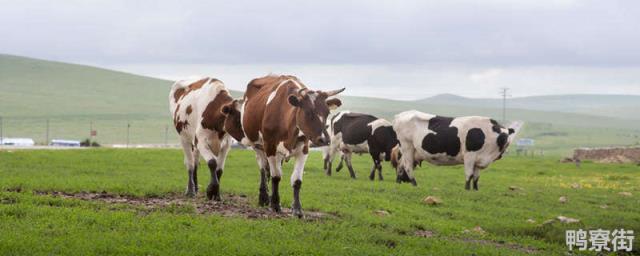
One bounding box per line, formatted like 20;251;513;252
126;121;131;148
499;87;510;124
45;119;50;145
89;120;93;145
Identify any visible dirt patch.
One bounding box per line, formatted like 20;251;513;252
32;190;332;220
460;238;538;254
414;229;435;238
411;229;538;253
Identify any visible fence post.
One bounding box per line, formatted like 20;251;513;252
164;124;168;147
46;119;50;145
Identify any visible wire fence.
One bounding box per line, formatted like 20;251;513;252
0;116;180;146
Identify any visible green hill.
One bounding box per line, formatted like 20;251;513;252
417;93;640;120
1;54;639;154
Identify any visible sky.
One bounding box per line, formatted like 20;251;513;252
1;0;639;99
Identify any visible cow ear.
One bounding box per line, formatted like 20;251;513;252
288;95;302;107
508;128;515;135
221;103;233;116
326;98;342;110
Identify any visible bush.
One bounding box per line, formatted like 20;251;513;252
80;139;100;147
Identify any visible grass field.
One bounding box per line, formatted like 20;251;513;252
1;149;638;255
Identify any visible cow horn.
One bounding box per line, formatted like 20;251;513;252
325;88;345;97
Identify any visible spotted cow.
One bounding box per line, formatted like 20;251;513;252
169;77;234;200
240;75;344;217
391;110;515;190
322;111;399;180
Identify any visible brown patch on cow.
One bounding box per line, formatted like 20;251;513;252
173;104;189;133
173;87;186;103
201;90;233;135
186;105;193;115
31;190;334;220
222;101;246;142
173;77;212;103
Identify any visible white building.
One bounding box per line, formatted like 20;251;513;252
0;138;35;146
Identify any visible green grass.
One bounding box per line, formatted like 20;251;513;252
1;149;638;255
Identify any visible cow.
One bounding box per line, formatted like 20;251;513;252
240;75;344;217
322;111;399;181
391;110;515;190
169;77;235;201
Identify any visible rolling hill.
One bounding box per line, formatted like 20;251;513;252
417;93;640;120
1;54;639;154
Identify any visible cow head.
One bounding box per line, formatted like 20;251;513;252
221;98;245;142
288;88;344;146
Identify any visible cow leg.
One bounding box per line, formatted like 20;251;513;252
472;167;481;191
335;154;345;172
197;135;223;201
368;153;378;181
369;163;377;181
377;162;384;181
192;150;200;194
290;147;308;218
266;144;283;213
464;158;475;191
322;146;331;176
344;153;356;179
255;148;270;206
398;146;417;186
180;139;197;197
215;137;231;185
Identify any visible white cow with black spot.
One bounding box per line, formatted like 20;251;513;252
391;110;515;190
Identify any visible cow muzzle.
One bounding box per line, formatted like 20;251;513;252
312;136;329;147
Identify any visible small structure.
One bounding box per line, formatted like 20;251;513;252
515;138;535;156
573;147;640;164
0;138;35;146
50;139;81;147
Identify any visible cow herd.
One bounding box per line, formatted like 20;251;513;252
169;75;515;218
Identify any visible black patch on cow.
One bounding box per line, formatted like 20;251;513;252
369;125;399;161
465;128;485;152
332;113;377;145
497;133;508;151
421;116;461;157
490;119;503;134
508;128;515;134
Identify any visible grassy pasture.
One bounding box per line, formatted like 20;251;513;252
0;149;638;255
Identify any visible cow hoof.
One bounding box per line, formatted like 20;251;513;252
271;203;282;213
206;185;220;201
185;191;196;198
410;179;417;186
292;208;304;218
369;174;375;181
258;193;270;207
396;177;402;183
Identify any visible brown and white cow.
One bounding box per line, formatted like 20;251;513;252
169;77;234;200
240;75;344;217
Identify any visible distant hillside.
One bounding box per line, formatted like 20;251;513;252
417;93;640;120
1;54;639;154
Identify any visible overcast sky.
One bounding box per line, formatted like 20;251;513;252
2;0;639;99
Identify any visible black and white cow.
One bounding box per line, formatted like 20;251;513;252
391;110;515;190
323;111;399;180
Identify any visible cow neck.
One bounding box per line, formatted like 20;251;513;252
287;107;305;147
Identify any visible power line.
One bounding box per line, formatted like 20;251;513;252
499;87;511;124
